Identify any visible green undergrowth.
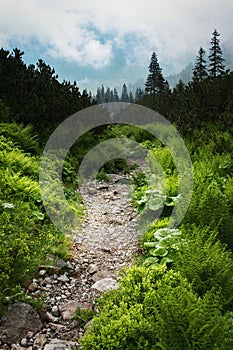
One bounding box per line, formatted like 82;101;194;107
0;123;84;315
81;266;233;349
73;307;96;328
81;125;233;349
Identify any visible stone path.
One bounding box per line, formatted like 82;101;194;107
0;174;141;350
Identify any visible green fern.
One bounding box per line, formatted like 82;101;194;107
0;123;39;153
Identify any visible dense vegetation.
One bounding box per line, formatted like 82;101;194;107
1;28;233;348
0;48;94;143
0;51;89;313
0;120;85;315
80;125;233;349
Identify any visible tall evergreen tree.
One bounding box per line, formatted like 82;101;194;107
101;85;105;102
129;91;134;103
208;29;225;77
145;52;166;95
135;87;144;101
96;87;102;103
113;88;119;102
105;87;111;102
121;83;129;102
163;80;170;93
110;89;114;102
193;47;208;81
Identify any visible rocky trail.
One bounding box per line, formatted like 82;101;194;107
0;174;142;350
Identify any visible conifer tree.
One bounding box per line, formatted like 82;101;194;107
129;91;134;103
96;87;102;103
163;80;170;93
101;85;105;102
208;29;225;77
135;87;144;101
105;87;111;102
110;89;114;102
145;52;166;95
193;47;208;81
113;88;119;102
121;83;129;102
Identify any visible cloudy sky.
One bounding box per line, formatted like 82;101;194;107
0;0;232;92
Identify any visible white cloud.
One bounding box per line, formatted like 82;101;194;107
0;0;232;74
46;27;113;69
0;0;114;68
0;32;8;47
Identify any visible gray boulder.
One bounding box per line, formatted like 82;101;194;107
0;301;42;343
91;278;119;292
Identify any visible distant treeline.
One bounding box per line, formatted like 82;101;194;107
94;84;144;103
0;29;232;142
0;48;95;142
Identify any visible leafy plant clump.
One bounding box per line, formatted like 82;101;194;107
143;228;182;268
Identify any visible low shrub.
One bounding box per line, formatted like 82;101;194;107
73;307;96;328
81;266;233;349
146;270;233;350
80;266;165;350
174;225;233;309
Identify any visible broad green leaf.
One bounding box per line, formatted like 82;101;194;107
170;229;182;236
159;236;178;248
147;197;165;211
33;211;45;220
150;263;161;269
143;257;159;266
154;228;181;240
160;256;173;265
144;241;157;248
149;247;168;257
154;230;169;240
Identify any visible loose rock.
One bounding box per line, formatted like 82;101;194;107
34;333;48;348
0;301;42;344
59;301;92;321
51;305;59;317
91;278;119;292
88;264;98;275
44;339;77;350
57;275;70;283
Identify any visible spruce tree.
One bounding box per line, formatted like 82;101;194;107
145;52;166;95
121;83;129;102
208;29;225;77
129;91;134;103
96;87;102;103
193;47;208;81
105;87;111;102
163;80;170;93
101;85;105;102
113;88;119;102
135;87;144;101
110;89;114;102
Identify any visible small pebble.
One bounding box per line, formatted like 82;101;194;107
51;305;59;317
39;270;46;276
21;338;27;346
57;275;70;283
